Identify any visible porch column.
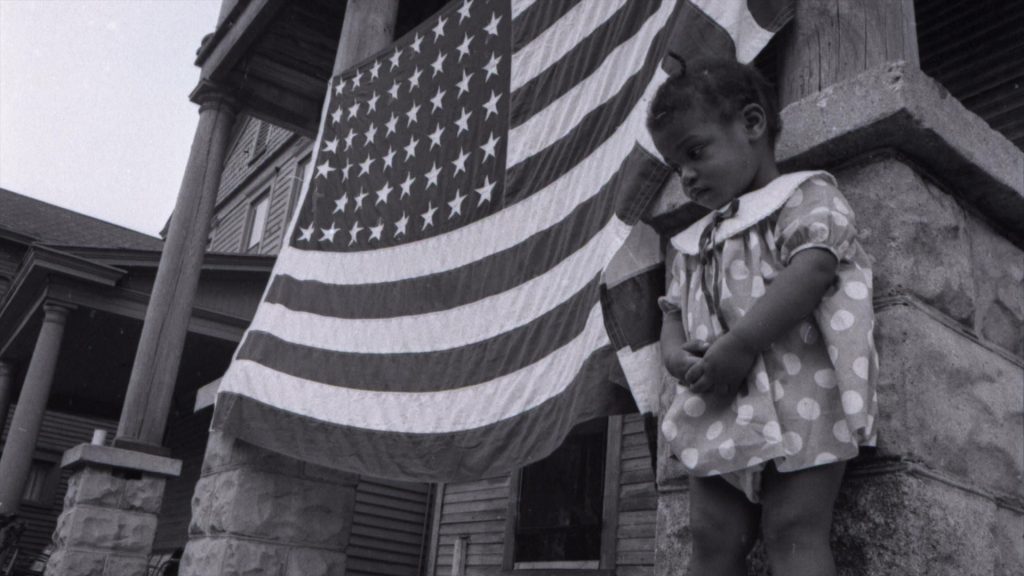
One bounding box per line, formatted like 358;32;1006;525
0;361;13;439
114;87;237;452
0;302;71;514
777;0;919;106
181;3;397;575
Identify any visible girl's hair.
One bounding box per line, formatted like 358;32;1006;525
647;56;782;145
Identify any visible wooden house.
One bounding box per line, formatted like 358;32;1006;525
0;1;1020;575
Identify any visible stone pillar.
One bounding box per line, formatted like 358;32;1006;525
0;361;13;440
180;433;359;576
45;444;181;576
0;302;71;514
115;87;237;452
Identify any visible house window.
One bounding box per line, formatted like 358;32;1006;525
504;417;617;570
245;193;270;251
248;120;270;163
286;154;313;225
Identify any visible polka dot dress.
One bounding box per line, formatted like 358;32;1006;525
659;172;878;499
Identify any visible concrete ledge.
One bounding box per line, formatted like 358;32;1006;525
647;61;1024;245
62;443;182;478
777;61;1024;244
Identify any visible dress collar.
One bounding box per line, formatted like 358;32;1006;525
669;171;835;255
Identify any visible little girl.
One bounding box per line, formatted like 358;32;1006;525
648;57;877;576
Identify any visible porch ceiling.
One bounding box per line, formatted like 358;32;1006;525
193;0;448;136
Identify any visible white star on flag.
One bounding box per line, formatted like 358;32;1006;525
448;190;467;217
320;222;340;243
369;219;384;241
475;175;495;205
432;16;447;40
316;160;335;179
484;12;501;36
333;194;349;214
375;183;394;205
420;201;437;229
296;223;314;242
323;137;339;153
347;220;363;245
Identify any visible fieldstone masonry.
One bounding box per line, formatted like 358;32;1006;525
46;445;181;576
653;63;1024;575
180;432;359;576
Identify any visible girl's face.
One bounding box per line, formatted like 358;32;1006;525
651;105;767;211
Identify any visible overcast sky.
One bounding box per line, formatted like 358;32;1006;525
1;0;221;236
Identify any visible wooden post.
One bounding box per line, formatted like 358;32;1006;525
778;0;919;106
0;303;71;514
334;0;399;75
0;361;12;439
114;89;237;451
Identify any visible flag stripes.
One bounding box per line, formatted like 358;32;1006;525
213;0;792;481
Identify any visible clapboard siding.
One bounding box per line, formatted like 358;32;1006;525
616;414;657;573
915;0;1024;150
348;477;433;576
0;407;118;565
217;117;294;206
153;409;213;553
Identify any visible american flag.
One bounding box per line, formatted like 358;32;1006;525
213;0;792;481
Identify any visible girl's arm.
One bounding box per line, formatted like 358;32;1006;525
661;311;707;381
685;248;838;396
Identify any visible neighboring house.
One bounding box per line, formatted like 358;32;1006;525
1;1;1021;575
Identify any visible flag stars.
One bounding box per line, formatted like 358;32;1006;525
359;155;376;176
369;219;385;242
320;222;341;243
455;108;472;135
428;124;445;149
344;128;358;150
297;223;315;242
457;0;472;23
476;176;496;205
403;136;420;161
432;15;447;41
408;67;423;90
399;174;416;198
451;148;470;175
334;77;346;96
425;162;441;189
382;146;397;170
348;101;361;120
367;91;380;113
363;122;378;145
369;60;382;80
456;70;473;97
410;33;424;54
331;106;343;124
395;212;410;237
389;48;402;71
484;12;501;36
484;53;501;80
340;159;352;181
483;90;501;119
456;34;473;62
374;183;394;205
348;220;364;245
421;202;438;229
388;80;401;100
431;51;447;78
430;87;446;112
316;160;335;179
406;102;422;126
351;70;363;89
353;189;369;211
481;132;500;161
385;114;400;137
333;194;349;214
322;137;339;154
448;190;467;218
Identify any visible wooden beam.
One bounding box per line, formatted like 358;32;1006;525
778;0;919;106
195;0;289;83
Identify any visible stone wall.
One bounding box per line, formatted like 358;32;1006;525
653;63;1024;575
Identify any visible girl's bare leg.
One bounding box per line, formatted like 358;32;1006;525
760;461;846;576
687;475;760;576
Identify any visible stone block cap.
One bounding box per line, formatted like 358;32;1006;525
61;443;182;477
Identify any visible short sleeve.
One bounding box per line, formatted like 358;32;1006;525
658;247;685;316
774;177;857;265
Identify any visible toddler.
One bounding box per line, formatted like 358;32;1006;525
648;57;877;576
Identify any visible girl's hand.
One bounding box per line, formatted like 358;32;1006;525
664;340;710;382
684;333;757;398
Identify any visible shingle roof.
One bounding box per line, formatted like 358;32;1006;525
0;188;164;251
